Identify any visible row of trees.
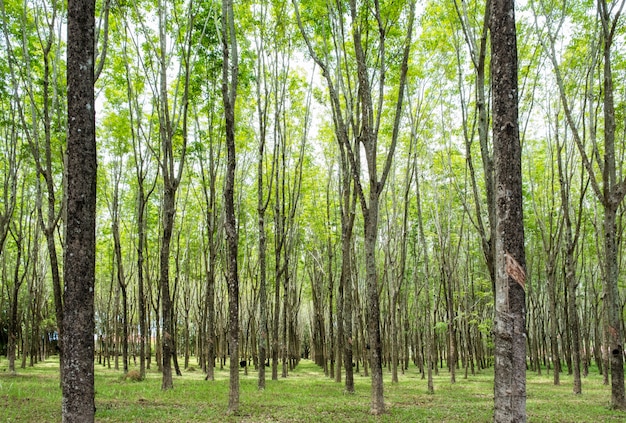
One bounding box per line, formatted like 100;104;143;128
1;0;626;420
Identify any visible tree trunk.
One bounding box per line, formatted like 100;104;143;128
364;202;385;415
327;255;334;379
491;1;526;421
198;126;219;382
221;0;240;413
111;172;129;374
604;205;625;407
160;190;175;390
599;0;626;406
62;0;96;419
557;135;583;394
340;173;356;393
547;260;560;385
254;28;271;388
282;245;290;379
8;209;28;375
543;0;626;407
137;188;147;379
156;0;191;390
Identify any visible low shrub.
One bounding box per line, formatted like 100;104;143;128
124;369;142;382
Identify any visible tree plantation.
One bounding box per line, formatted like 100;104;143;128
1;0;626;421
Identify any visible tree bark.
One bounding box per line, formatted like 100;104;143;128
156;0;191;390
111;167;129;374
491;0;527;421
62;0;96;420
340;148;357;393
7;182;32;375
221;0;240;413
556;134;584;394
197;111;220;381
599;0;626;408
253;7;272;388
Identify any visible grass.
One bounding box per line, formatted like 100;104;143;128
1;356;625;422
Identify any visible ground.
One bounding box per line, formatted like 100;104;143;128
1;357;625;422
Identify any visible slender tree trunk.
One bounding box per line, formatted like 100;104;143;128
282;246;290;379
543;0;626;407
137;190;147;379
335;244;343;383
258;214;268;387
341;181;356;393
198;124;219;382
557;135;583;394
327;259;334;379
157;0;191;390
7;239;23;374
547;260;560;385
221;0;239;413
62;0;96;419
391;289;399;384
204;259;216;380
111;174;129;374
413;109;434;396
157;0;174;390
7;191;32;375
455;0;495;290
294;0;414;413
255;49;270;390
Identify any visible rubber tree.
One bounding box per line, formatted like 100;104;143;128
491;0;527;421
221;0;240;413
294;0;415;414
62;0;97;419
537;0;626;408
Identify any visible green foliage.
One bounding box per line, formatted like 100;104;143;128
434;321;448;334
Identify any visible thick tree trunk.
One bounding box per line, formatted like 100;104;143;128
62;0;96;419
599;0;626;406
491;1;526;422
604;205;625;408
364;203;385;415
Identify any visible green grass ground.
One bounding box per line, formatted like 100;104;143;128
1;356;624;422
